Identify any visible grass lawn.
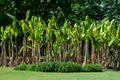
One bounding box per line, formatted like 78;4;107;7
0;67;120;80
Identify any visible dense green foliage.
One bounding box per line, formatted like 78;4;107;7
0;0;120;26
81;64;103;72
0;0;120;70
14;62;82;72
0;14;120;69
14;62;103;72
14;64;28;71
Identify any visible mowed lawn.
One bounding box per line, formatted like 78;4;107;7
0;67;120;80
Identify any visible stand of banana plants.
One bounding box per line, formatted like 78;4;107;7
0;12;120;70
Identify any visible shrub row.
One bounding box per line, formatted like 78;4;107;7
81;64;103;72
14;62;103;72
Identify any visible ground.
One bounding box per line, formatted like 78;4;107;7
0;67;120;80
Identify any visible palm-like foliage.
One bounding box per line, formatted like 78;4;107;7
0;15;120;69
0;26;7;65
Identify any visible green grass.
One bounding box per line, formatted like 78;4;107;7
0;67;120;80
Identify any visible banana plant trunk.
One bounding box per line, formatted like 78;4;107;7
3;42;7;66
14;39;19;65
62;43;66;62
8;41;14;66
43;44;48;62
22;37;27;64
68;44;72;62
37;44;41;63
101;44;106;67
113;48;119;70
91;41;96;64
105;48;110;68
11;42;14;66
76;41;81;63
83;39;89;66
97;50;101;64
8;41;11;66
32;41;36;63
0;52;1;65
58;45;62;62
15;39;18;58
1;44;4;65
48;41;52;62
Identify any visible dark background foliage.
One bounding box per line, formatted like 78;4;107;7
0;0;120;26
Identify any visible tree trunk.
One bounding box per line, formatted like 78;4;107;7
14;39;19;65
79;41;82;64
37;44;41;63
101;44;106;67
8;41;11;58
91;41;96;64
3;42;7;66
32;41;36;63
76;41;81;63
48;42;51;62
97;49;101;64
62;43;66;62
8;41;11;66
83;39;89;66
105;48;110;68
15;39;18;57
8;41;14;66
58;45;62;62
11;42;14;66
48;41;52;62
1;44;3;66
44;45;47;62
0;55;2;66
22;37;26;64
113;48;119;70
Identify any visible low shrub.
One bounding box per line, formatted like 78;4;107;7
14;64;28;70
50;61;62;72
27;64;37;71
35;62;53;72
14;62;102;72
58;62;81;72
81;64;103;72
14;62;81;72
34;62;81;72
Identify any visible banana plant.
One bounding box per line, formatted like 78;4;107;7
0;26;7;66
89;21;100;64
11;20;18;54
27;16;38;63
6;13;19;65
71;23;81;63
20;10;31;64
112;23;120;69
81;16;92;66
7;20;18;66
20;19;29;64
53;29;62;61
7;25;14;66
27;16;44;63
61;20;72;61
45;16;56;61
34;18;45;63
116;24;120;46
98;18;114;66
